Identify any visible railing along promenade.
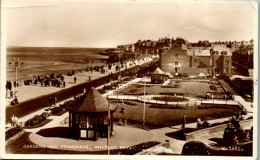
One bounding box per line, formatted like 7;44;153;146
6;59;158;124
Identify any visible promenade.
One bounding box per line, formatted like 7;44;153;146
5;57;156;124
6;56;155;106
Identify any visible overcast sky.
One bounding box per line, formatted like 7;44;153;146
3;0;258;48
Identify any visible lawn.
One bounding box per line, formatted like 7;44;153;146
118;80;225;98
112;101;239;129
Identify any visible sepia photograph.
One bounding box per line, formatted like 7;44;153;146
1;0;258;159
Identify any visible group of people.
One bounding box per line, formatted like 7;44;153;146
10;115;19;127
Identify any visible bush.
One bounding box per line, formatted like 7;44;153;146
97;88;106;94
209;85;217;90
173;84;180;88
152;96;188;102
121;141;160;155
5;126;22;140
49;107;64;115
103;85;113;90
149;104;183;109
25;112;48;127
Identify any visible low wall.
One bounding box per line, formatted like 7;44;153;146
6;60;158;124
185;119;252;141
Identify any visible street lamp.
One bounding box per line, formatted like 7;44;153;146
9;58;20;96
143;75;146;128
107;98;111;155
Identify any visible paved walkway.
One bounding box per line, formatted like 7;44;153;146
108;94;239;106
6;56;156;106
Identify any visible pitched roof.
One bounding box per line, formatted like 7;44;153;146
67;87;116;113
212;44;232;56
165;72;172;76
186;47;211;56
152;67;165;75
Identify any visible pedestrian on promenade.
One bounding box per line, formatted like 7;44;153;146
53;97;57;106
231;116;236;126
63;81;66;88
10;90;13;99
181;115;186;130
74;76;77;83
49;96;52;107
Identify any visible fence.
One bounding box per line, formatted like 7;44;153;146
107;95;239;107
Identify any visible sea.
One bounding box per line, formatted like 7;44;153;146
6;47;108;81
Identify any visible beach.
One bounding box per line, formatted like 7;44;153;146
6;48;107;81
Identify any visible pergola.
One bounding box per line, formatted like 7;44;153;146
66;87;116;140
151;67;167;84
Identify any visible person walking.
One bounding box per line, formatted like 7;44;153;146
10;90;13;99
181;115;186;130
53;97;57;106
74;76;77;83
49;96;52;107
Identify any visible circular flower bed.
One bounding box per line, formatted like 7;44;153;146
152;96;188;102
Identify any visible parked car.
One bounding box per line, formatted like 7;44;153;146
223;126;250;145
182;141;211;155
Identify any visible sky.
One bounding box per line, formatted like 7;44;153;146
3;0;258;48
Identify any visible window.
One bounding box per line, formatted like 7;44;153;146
223;51;227;55
176;53;179;58
175;61;178;65
225;60;229;64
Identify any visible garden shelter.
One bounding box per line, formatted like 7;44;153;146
151;67;167;84
66;87;116;140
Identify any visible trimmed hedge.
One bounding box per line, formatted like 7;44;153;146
5;126;23;140
152;96;188;102
25;112;49;127
121;141;160;155
209;85;217;90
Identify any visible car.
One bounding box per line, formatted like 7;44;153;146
181;141;211;155
223;126;250;145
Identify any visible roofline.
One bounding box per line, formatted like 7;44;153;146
161;43;190;56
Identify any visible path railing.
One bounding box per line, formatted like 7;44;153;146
107;95;239;106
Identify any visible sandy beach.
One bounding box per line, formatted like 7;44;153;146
5;57;155;106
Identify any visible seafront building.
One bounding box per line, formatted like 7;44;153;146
160;43;232;76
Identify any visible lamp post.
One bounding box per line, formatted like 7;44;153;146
107;98;111;155
143;75;146;128
13;58;19;96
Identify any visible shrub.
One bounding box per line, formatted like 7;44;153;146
173;84;180;88
5;126;23;140
49;107;64;115
149;104;183;109
121;141;160;155
25;112;48;127
97;88;106;94
103;85;113;90
152;96;188;102
209;85;217;90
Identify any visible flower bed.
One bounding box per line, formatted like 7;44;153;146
149;104;183;109
5;126;23;140
152;96;188;102
121;141;160;155
173;84;180;88
47;107;65;116
209;85;217;90
97;88;106;94
25;112;49;127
